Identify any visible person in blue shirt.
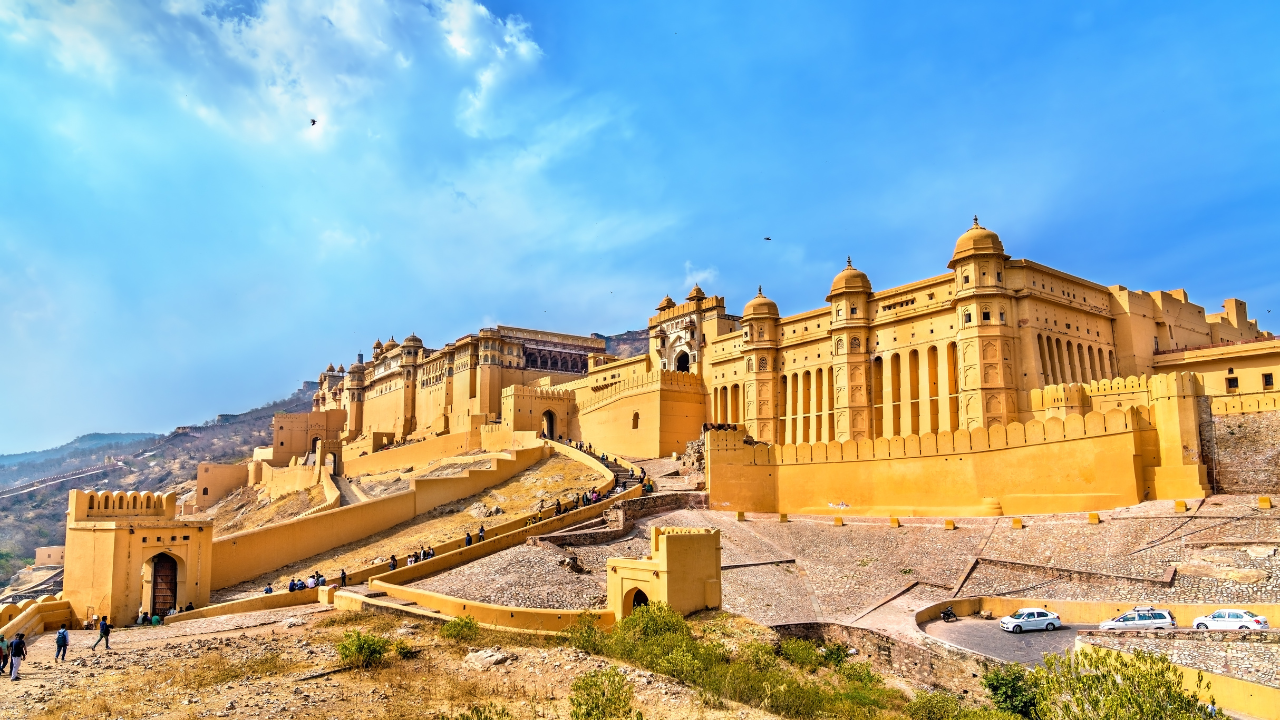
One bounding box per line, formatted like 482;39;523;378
264;582;274;594
464;532;473;547
91;617;111;651
54;624;70;663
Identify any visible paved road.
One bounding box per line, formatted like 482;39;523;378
923;616;1096;666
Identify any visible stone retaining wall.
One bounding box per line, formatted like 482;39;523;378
1200;403;1280;495
538;492;704;547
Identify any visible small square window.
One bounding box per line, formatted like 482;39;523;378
1263;373;1274;389
964;312;973;323
183;535;190;541
982;311;991;321
963;276;970;284
996;272;1002;282
142;537;147;543
1227;377;1239;390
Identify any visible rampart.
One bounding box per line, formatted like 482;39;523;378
341;429;482;477
708;372;1209;517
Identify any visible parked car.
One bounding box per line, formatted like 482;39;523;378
1192;609;1269;630
1099;606;1177;630
999;608;1061;634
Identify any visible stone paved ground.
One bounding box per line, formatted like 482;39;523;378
412;543;608;609
1080;631;1280;689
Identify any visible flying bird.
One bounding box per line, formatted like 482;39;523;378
764;236;772;241
310;119;317;126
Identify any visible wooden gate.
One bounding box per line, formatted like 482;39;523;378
151;554;178;615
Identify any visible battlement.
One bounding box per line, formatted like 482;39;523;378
1030;372;1204;416
651;526;718;553
647;295;726;327
706;404;1146;467
68;489;179;521
503;385;574;400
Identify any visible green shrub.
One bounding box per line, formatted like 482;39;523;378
981;664;1036;718
392;638;420;659
441;615;480;643
450;703;514;720
905;690;961;720
819;641;849;667
837;661;880;686
560;612;605;654
779;638;824;673
655;645;702;683
336;630;391;668
734;641;780;674
570;667;636;720
1030;647;1216;720
955;709;1026;720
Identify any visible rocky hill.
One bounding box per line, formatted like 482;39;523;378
598;329;649;359
0;385;315;587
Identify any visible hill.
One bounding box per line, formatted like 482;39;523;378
597;329;649;359
0;384;315;587
0;432;161;468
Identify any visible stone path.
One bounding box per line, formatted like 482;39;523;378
923;616;1093;666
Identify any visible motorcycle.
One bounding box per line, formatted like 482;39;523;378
941;605;958;623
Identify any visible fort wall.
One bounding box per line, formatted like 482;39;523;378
341;429;482;477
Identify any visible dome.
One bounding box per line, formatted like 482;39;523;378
349;361;366;373
337;364;345;373
373;338;383;350
743;286;779;317
325;363;336;373
826;257;872;300
383;336;399;351
403;333;423;346
656;295;677;311
686;284;706;302
950;216;1006;266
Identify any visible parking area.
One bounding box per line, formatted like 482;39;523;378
922;616;1096;666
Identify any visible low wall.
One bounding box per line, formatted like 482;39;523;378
195;464;250;509
708;409;1150;517
914;597;1280;627
374;583;612;634
0;597;72;640
1075;633;1280;720
166;586;333;624
212;446;580;589
300;467;343;517
342;430;482;477
259;462;320;499
541;491;698;547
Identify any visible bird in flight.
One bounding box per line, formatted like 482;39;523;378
310;119;317;126
764;236;772;241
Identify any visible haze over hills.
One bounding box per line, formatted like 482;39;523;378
0;432;162;468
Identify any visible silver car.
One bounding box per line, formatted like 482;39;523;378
999;608;1062;634
1192;609;1270;630
1099;606;1177;631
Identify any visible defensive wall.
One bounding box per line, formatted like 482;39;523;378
340;428;483;477
210;444;548;589
1201;391;1280;495
0;595;72;640
707;372;1209;518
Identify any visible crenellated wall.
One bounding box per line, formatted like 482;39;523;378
573;370;707;458
708;372;1210;517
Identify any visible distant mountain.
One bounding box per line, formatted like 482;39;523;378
596;329;649;360
0;432;162;467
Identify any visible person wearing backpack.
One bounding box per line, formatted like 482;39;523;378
91;616;112;650
8;633;26;681
54;624;70;663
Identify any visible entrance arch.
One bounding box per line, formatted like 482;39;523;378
622;587;650;617
151;553;178;616
542;410;557;439
675;351;690;373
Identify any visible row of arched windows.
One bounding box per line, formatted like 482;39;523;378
1037;334;1116;385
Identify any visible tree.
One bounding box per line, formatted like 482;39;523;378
1030;647;1215;720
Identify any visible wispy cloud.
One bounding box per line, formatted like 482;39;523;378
683;261;718;289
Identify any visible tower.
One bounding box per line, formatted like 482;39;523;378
741;287;780;443
826;259;874;441
949;217;1019;429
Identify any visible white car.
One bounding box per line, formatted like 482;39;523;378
1192;609;1270;630
999;608;1062;634
1099;606;1177;631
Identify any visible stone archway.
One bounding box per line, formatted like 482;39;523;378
675;351;690;373
151;553;178;616
542;410;557;439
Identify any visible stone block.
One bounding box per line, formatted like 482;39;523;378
1011;518;1023;529
1174;500;1187;513
944;519;956;530
736;511;746;522
1088;512;1100;524
833;516;844;526
1261;496;1273;510
889;516;900;528
779;513;788;523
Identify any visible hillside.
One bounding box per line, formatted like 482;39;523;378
0;433;161;487
0;385;315;587
599;328;648;359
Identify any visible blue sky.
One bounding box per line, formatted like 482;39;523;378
1;1;1277;454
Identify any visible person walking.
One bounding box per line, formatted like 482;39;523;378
478;525;485;541
425;546;434;560
8;633;25;681
0;635;8;675
54;624;69;663
91;617;112;651
340;568;347;587
389;555;397;571
464;532;473;547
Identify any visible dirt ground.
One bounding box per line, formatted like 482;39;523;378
212;454;604;602
203;483;329;535
12;606;794;720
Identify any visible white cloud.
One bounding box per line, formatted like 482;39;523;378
683;261;718;289
0;0;541;140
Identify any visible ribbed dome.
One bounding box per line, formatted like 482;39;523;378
827;257;871;298
951;216;1005;265
383;336;399;352
743;286;779;317
373;339;383;350
686;284;706;302
656;295;676;311
325;363;336;373
337;364;345;373
403;333;423;346
349;361;366;373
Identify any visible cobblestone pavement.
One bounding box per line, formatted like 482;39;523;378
923;616;1094;666
1080;632;1280;689
411;543;608;609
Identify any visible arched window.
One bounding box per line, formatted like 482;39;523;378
88;496;95;510
836;338;845;354
851;337;861;351
632;412;640;430
747;358;754;372
202;487;209;496
133;497;139;509
145;496;152;509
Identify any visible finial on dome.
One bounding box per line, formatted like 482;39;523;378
973;215;981;228
846;256;852;268
757;285;763;296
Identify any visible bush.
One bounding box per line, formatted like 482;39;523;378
441;615;480;643
981;664;1036;718
1030;647;1216;720
336;630;391;668
450;704;514;720
560;612;605;654
779;638;824;673
392;638;419;659
570;667;636;720
906;691;961;720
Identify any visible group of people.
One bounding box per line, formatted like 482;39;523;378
388;545;437;571
0;631;29;681
137;604;190;626
264;568;348;594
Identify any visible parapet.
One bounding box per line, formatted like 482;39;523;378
68;489;179;522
